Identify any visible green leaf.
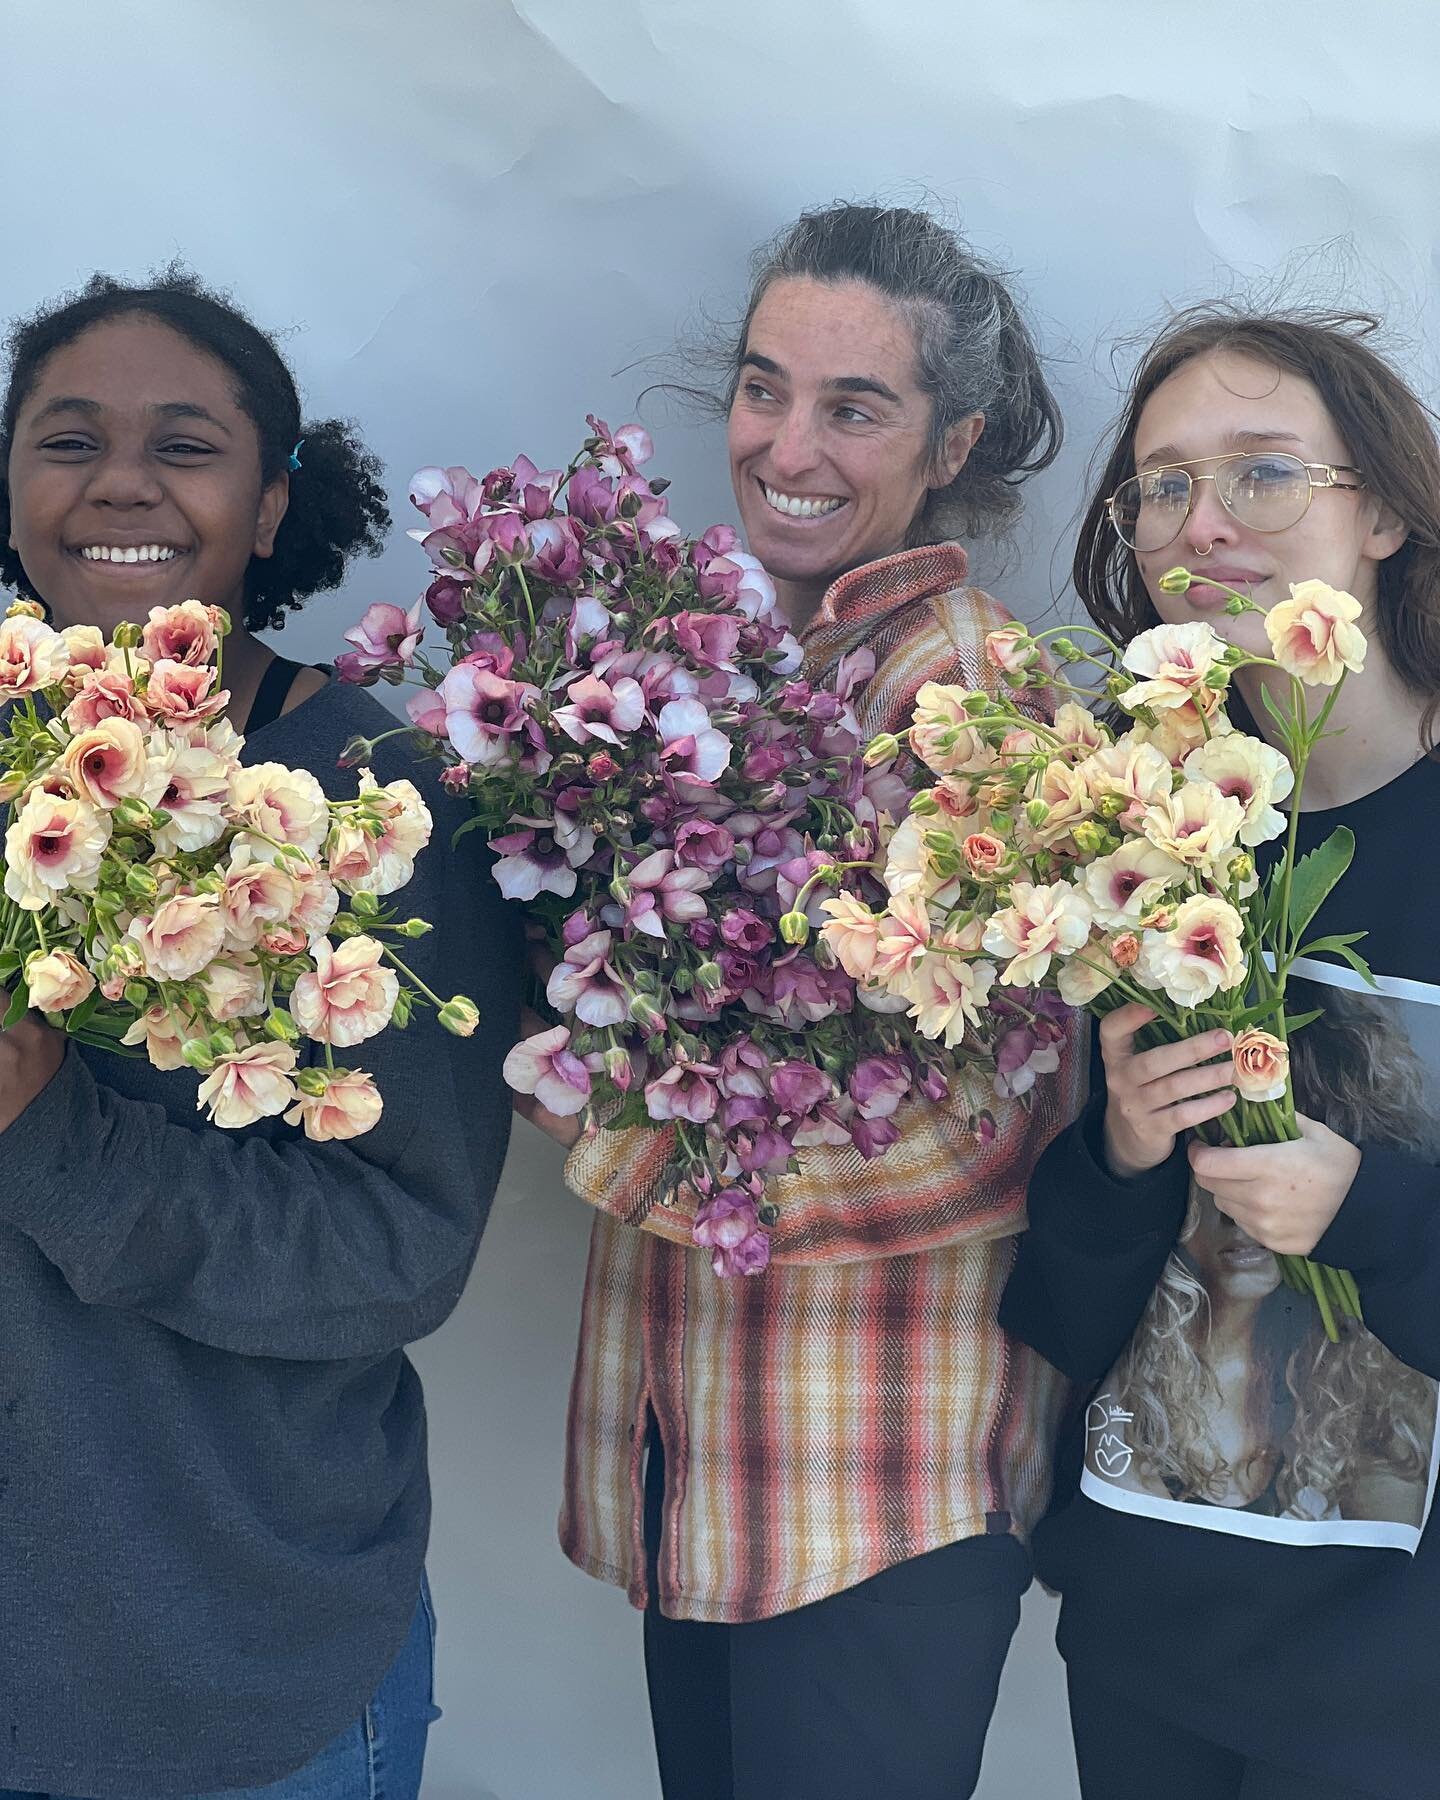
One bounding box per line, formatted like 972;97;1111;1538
1285;826;1355;942
1295;931;1367;957
1259;683;1295;745
1282;1007;1324;1034
1226;996;1287;1032
450;815;488;848
64;989;103;1035
3;979;29;1029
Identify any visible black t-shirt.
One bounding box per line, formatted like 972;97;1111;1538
1001;749;1440;1798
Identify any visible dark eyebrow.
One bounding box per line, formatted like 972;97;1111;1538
1139;429;1305;470
28;397;231;435
739;353;902;407
30;396;102;425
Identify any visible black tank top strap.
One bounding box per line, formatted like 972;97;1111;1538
247;654;311;734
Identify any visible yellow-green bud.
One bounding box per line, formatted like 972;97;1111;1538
211;606;233;638
778;909;811;946
209;1029;237;1058
609;874;633;905
193;871;225;896
1224;595;1251;616
438;995;481;1038
863;732;900;768
1228;851;1255;886
330;913;364;938
113;796;155;832
180;1038;216;1072
1071;820;1113;857
909;790;940;817
349;890;381;918
1051;636;1081;662
5;597;46;621
0;768;28;803
264;1010;299;1043
123;980;150;1009
391;988;415;1028
397;918;432;939
1096;793;1127;821
295;1065;331;1097
1025;798;1051;829
1158;566;1192;595
111;620;143;649
125;864;159;904
694;960;724;994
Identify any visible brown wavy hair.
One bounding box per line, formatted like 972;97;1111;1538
1072;306;1440;748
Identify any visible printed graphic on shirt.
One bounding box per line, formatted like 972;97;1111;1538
1082;961;1440;1552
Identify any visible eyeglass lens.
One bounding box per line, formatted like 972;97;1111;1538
1112;453;1314;551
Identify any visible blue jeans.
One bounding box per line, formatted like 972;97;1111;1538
0;1581;439;1800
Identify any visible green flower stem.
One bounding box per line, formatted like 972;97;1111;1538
377;945;445;1011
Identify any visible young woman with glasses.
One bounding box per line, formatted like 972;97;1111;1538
1000;307;1440;1800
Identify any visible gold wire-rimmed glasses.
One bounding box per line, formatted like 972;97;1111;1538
1107;451;1365;553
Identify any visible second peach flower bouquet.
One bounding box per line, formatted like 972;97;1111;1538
822;574;1372;1338
0;598;475;1139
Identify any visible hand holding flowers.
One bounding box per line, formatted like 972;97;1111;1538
830;571;1375;1336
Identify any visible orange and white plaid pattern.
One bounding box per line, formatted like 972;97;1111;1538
559;544;1086;1622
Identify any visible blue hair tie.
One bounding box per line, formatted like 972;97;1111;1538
287;438;305;473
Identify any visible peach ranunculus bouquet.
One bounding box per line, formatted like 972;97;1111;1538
0;599;475;1138
824;574;1373;1338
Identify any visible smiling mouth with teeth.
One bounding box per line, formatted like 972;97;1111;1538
759;481;847;520
77;544;184;565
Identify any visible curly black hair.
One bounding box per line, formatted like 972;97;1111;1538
0;266;390;631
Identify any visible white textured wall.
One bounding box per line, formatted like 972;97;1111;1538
7;3;1440;1793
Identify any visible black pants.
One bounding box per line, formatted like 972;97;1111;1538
1067;1667;1387;1800
641;1425;1028;1800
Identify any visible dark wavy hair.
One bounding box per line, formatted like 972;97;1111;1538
684;201;1062;548
1073;305;1440;747
0;267;390;631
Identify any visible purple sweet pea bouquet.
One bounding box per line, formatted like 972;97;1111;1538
337;419;1006;1273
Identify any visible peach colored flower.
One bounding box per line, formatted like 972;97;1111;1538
0;615;69;701
1057;937;1120;1007
929;777;988;828
1121;620;1226;712
1232;1027;1290;1103
881;814;962;909
1052;702;1108;754
64;668;148;730
3;790;110;909
143;659;227;726
1111;931;1141;968
1183;733;1294;847
1076;735;1174;826
200;957;268;1023
1020;758;1094;850
25;948;96;1012
129;892;227;982
818;893;883;981
196;1043;299;1129
342;771;433;895
1140;779;1246;878
286;1069;384;1142
149;738;231;855
1079;841;1185;929
962;831;1012;879
220;849;300;949
981;880;1093;986
120;1003;192;1071
140;600;218;667
869;890;935;986
1264;581;1367;686
900;951;996;1049
1132;701;1233;766
909;682;997;777
984;625;1037;676
59;718;165;811
1135;894;1246;1006
290;865;341;943
290;936;399;1047
228;762;329;859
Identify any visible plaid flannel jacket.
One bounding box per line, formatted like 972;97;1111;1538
559;544;1085;1622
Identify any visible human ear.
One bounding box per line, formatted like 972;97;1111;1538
933;413;985;488
252;474;290;561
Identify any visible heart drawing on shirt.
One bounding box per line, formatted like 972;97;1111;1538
1092;1434;1133;1479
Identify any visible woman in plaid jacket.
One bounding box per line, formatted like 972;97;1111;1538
515;201;1084;1800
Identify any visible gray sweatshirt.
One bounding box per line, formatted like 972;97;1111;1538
0;679;521;1795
